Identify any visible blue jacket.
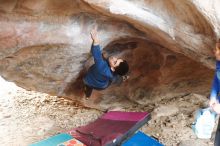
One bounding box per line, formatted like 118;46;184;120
210;61;220;101
84;45;114;89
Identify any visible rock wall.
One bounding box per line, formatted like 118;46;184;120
0;0;219;110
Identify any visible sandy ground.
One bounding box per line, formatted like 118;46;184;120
0;76;218;146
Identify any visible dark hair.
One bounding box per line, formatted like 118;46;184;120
114;60;129;76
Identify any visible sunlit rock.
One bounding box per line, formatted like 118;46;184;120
0;0;219;110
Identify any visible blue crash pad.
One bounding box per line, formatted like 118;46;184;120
122;131;164;146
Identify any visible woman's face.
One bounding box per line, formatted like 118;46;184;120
214;44;220;60
108;56;123;71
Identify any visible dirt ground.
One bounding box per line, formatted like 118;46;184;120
0;77;218;146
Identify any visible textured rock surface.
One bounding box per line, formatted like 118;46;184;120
0;78;214;145
0;0;219;110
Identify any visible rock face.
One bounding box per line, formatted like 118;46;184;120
0;0;219;110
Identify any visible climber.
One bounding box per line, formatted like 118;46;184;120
209;38;220;146
83;26;129;98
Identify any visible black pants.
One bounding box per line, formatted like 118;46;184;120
84;84;93;98
215;117;220;146
83;76;121;97
84;84;105;98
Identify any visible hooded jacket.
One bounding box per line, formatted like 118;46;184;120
84;45;113;89
210;61;220;101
